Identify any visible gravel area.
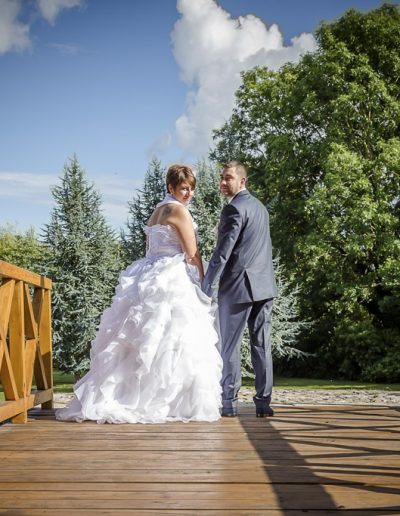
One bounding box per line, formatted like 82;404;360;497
54;388;400;408
239;387;400;406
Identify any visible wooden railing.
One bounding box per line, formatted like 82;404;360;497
0;260;53;424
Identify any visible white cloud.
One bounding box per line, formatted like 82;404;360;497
0;0;30;54
36;0;83;25
91;175;142;227
171;0;317;156
0;171;142;228
0;0;83;55
0;171;54;203
147;132;172;159
95;175;141;205
49;42;81;55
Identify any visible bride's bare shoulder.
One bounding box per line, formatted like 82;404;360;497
148;203;189;226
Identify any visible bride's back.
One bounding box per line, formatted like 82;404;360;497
145;223;182;258
147;204;177;228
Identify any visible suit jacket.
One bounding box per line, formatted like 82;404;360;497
202;189;277;303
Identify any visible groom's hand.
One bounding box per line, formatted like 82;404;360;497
201;278;218;302
201;277;210;296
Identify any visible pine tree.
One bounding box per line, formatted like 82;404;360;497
0;223;50;274
240;255;311;378
189;161;309;376
122;157;166;263
43;156;123;378
123;157;308;378
190;160;225;260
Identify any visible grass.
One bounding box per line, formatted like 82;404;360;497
0;370;75;401
1;371;399;401
243;376;400;391
52;370;74;393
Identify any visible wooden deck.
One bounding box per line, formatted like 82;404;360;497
0;404;399;515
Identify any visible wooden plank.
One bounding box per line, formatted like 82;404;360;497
7;481;399;492
0;278;15;337
238;404;400;412
0;454;399;471
3;425;400;440
0;406;399;513
0;389;52;422
0;343;19;402
0;467;399;485
9;281;26;423
24;339;37;396
39;289;53;409
0;485;399;510
33;349;49;391
2;431;399;447
0;260;51;290
0;279;18;402
7;410;400;426
32;288;48;390
15;410;400;426
31;288;43;329
0;399;26;422
2;429;399;447
28;389;53;407
1;442;391;456
23;284;38;340
0;508;398;516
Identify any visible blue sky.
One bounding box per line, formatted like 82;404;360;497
0;0;394;232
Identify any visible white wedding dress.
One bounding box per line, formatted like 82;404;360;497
56;197;222;424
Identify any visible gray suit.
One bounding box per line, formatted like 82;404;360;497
202;189;277;413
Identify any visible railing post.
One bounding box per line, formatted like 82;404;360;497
9;281;27;423
41;289;53;410
0;260;53;424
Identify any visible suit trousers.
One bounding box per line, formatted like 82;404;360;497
218;295;274;413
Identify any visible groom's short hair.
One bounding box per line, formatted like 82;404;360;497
223;160;247;178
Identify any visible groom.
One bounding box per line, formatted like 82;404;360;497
202;161;277;418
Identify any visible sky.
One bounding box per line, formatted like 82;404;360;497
0;0;395;233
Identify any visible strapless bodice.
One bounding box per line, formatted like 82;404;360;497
145;224;183;258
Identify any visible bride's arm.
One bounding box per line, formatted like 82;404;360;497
194;248;205;280
168;206;204;280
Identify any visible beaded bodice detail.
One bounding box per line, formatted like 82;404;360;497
144;195;197;259
145;224;182;258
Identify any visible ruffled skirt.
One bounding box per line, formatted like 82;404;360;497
56;253;222;424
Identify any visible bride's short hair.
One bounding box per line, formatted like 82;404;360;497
166;164;196;191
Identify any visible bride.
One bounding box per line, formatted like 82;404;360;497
56;164;222;424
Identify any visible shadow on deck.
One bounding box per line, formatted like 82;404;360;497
0;403;399;514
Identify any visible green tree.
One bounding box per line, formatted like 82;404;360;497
43;156;123;378
211;4;400;381
0;223;49;274
122;157;166;264
241;255;310;378
190;160;225;260
189;161;309;376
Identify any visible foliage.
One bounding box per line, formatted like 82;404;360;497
211;4;400;381
241;255;311;378
189;162;308;374
0;223;49;274
122;157;166;264
43;156;123;378
41;369;400;396
123;157;308;376
190;160;225;260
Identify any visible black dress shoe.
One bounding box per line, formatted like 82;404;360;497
256;406;274;418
